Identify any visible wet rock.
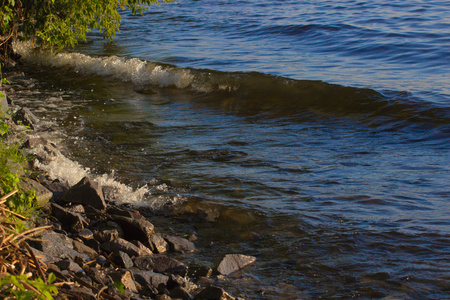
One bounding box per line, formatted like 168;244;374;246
194;286;235;300
187;265;213;279
51;203;87;233
62;176;106;210
110;215;154;242
108;270;138;293
19;177;52;207
148;233;169;254
111;251;134;268
164;235;196;253
217;254;256;276
21;137;47;149
134;255;187;275
13;107;39;129
167;274;186;289
101;237;141;257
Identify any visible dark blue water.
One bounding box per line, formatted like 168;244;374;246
12;0;450;298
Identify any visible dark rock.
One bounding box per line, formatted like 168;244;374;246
13;107;39;129
170;286;192;300
167;274;186;290
194;286;235;300
148;233;169;254
55;259;83;273
155;295;172;300
134;255;187;275
101;238;141;257
108;270;138;293
187;265;213;279
44;180;70;200
47;263;69;281
19;177;52;207
85;238;101;253
62;176;106;210
164;235;196;253
130;269;169;291
111;251;134;268
217;254;256;276
67;204;85;214
72;240;98;259
51;203;87;233
39;231;89;263
96;255;109;267
110;215;154;242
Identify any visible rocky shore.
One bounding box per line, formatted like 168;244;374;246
1;74;256;299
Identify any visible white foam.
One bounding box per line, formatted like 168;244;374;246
14;41;194;89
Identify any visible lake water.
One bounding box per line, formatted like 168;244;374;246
11;0;450;298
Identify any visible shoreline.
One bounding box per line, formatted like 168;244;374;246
1;72;254;299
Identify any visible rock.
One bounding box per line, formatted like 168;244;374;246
132;240;153;255
108;270;138;293
164;235;196;253
170;286;192;300
84;267;114;286
131;270;169;291
187;265;212;279
0;91;8;113
167;274;186;289
101;237;141;257
67;204;85;214
39;231;89;263
55;259;83;273
217;254;256;276
13;107;39;129
51;203;87;233
19;177;52;207
44;179;70;200
69;287;96;300
78;228;94;240
111;251;134;269
148;233;169;254
155;295;172;300
21;137;47;149
110;215;154;242
72;240;98;259
94;228;120;243
62;176;106;210
194;286;235;300
133;255;187;275
107;206;145;220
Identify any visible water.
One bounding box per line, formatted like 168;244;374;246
9;0;450;298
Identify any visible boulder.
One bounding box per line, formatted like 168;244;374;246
133;255;187;275
164;235;196;253
101;237;141;257
170;286;192;300
62;176;106;210
217;254;256;276
72;240;98;259
107;206;145;220
110;215;154;242
132;240;153;255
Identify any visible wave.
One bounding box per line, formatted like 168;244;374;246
14;41;450;128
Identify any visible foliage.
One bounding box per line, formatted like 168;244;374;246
0;273;58;300
0;0;172;54
0;113;37;214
